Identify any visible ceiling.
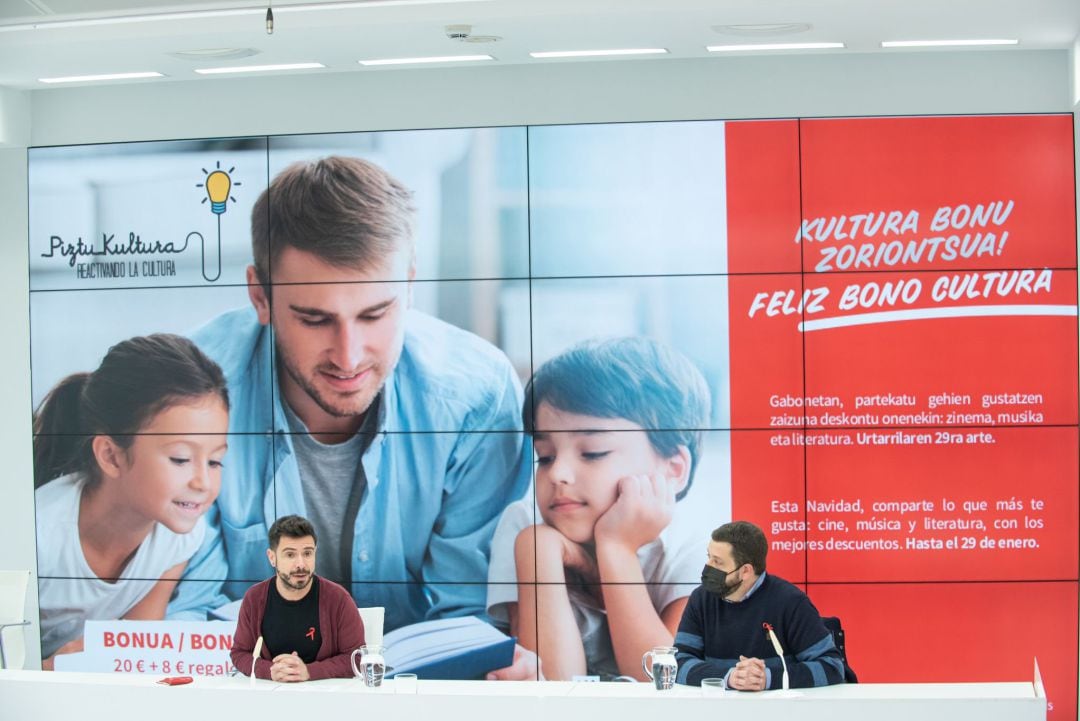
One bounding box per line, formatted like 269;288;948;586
0;0;1078;90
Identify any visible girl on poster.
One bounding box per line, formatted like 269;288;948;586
32;334;230;667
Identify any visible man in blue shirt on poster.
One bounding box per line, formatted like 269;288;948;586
168;156;532;677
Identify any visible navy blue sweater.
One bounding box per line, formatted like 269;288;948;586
675;574;845;689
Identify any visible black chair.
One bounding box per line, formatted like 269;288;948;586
821;616;858;683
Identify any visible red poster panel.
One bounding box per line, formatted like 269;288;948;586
730;430;806;583
802;269;1079;428
798;115;1077;274
808;582;1078;721
804;426;1078;582
725;114;1078;713
727;273;806;430
726;119;803;275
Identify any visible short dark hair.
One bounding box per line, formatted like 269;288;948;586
251;156;416;287
711;521;768;575
523;336;711;501
268;515;318;550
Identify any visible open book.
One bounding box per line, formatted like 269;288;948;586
383;615;515;680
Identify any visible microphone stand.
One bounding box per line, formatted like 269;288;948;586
763;623;789;691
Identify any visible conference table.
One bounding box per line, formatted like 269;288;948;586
0;670;1046;721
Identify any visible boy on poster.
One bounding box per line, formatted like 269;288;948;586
32;334;229;667
487;337;709;680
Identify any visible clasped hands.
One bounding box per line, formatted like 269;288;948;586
728;655;767;691
269;651;310;682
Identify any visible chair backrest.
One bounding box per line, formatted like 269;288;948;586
0;570;31;670
357;606;384;647
821;615;858;683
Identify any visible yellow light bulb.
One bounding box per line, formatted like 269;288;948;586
205;170;232;215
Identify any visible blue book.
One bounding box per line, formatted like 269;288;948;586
383;616;516;681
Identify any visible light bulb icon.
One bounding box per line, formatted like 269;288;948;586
205;169;232;214
197;160;240;215
196;161;242;283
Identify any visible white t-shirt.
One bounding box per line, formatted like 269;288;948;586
36;473;206;658
486;498;702;678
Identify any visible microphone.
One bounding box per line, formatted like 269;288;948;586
251;636;264;682
762;623;789;691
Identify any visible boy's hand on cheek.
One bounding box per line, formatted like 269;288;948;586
532;524;599;583
594;474;677;553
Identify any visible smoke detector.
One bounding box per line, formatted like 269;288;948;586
169;47;261;61
445;24;501;43
711;23;813;37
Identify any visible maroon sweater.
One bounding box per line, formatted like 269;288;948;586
231;577;365;680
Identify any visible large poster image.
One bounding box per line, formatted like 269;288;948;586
25;113;1078;706
28;128;542;675
725;113;1078;717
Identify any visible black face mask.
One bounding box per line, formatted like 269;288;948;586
701;564;741;599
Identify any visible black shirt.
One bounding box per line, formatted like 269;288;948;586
261;576;322;663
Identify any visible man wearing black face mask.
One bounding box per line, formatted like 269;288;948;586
674;521;845;690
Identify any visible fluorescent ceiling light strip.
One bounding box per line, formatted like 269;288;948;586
0;0;488;32
39;71;163;84
530;48;668;58
881;39;1018;48
5;9;255;30
195;62;325;75
277;0;483;11
359;54;493;66
707;42;845;52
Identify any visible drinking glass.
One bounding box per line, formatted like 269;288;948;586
395;673;418;694
701;678;726;697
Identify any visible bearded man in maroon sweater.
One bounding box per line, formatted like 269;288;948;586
231;515;365;681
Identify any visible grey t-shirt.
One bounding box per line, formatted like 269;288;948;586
282;395;380;588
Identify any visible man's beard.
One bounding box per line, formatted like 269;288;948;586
277;345;382;419
278;567;312;592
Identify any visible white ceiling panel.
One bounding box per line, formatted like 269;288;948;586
0;0;1076;89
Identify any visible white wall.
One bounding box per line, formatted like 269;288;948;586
1;48;1076;669
1072;37;1080;106
27;50;1071;144
0;96;36;663
0;86;29;148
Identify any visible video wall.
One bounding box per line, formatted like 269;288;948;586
27;114;1077;715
